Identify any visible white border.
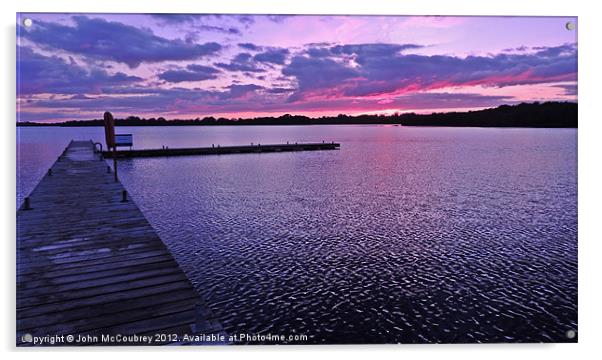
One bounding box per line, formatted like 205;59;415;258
3;1;601;359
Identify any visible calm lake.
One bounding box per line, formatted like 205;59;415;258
16;125;578;343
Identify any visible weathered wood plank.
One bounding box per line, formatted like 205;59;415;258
17;281;194;319
17;249;171;276
17;272;189;308
18;290;199;331
17;266;184;299
18;258;176;290
17;253;173;280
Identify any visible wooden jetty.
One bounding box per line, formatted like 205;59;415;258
16;140;226;346
103;142;340;159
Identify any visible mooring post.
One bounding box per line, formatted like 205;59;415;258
47;168;52;176
23;197;31;211
107;166;111;174
112;146;118;182
121;190;128;202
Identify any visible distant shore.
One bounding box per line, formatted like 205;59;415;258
17;101;577;128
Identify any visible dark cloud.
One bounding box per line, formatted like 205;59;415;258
253;48;289;65
165;14;289;27
150;14;200;24
266;15;294;23
194;25;241;35
238;43;261;51
151;14;242;36
303;43;421;59
236;15;255;26
158;64;221;83
330;43;422;57
554;84;578;96
283;43;577;100
17;46;142;95
502;45;529;52
281;56;359;101
266;87;296;94
532;44;576;57
306;47;332;58
215;53;266;73
19;16;222;68
219;84;263;100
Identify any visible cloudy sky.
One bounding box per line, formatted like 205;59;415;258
17;13;577;122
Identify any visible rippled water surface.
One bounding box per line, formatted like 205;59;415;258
17;125;577;343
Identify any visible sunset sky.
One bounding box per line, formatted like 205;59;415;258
17;13;577;122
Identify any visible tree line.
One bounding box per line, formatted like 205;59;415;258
17;101;577;128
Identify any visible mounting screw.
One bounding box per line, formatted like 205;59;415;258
566;21;575;31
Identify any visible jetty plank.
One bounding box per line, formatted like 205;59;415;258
16;140;226;346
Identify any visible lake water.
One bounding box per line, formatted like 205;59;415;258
16;125;578;343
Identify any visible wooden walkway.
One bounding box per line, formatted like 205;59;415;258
103;141;340;159
16;140;226;346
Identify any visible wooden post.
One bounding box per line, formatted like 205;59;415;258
113;146;118;182
23;197;31;210
103;112;118;182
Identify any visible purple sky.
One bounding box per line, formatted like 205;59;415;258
16;13;577;122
